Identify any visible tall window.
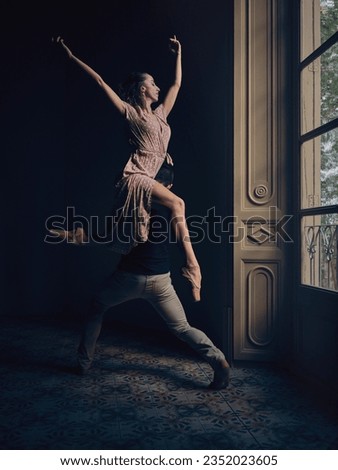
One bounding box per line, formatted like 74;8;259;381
300;0;338;291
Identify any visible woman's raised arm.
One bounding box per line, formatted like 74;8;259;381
55;37;126;115
162;36;182;117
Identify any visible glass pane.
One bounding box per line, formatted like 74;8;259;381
301;213;338;291
301;129;338;208
321;0;338;44
301;42;338;134
321;42;338;124
301;0;338;60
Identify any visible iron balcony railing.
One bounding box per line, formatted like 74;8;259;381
305;223;338;291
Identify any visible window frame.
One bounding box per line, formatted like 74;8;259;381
296;0;338;293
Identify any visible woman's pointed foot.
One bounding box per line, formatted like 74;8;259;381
181;265;201;302
49;227;88;245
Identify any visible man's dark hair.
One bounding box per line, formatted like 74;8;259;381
155;161;174;187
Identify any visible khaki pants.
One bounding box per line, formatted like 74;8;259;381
78;270;225;371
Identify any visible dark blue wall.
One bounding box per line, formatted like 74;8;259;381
3;0;233;351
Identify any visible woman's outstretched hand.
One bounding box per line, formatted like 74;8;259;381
169;35;181;55
52;36;73;59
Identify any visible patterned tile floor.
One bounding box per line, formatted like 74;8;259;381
0;316;337;450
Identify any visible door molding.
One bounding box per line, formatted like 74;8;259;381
233;0;290;361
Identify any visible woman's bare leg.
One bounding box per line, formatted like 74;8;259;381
151;181;201;301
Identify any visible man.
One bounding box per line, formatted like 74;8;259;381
51;164;230;389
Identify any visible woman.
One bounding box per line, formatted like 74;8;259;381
52;35;201;301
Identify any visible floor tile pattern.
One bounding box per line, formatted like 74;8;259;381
0;317;337;450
